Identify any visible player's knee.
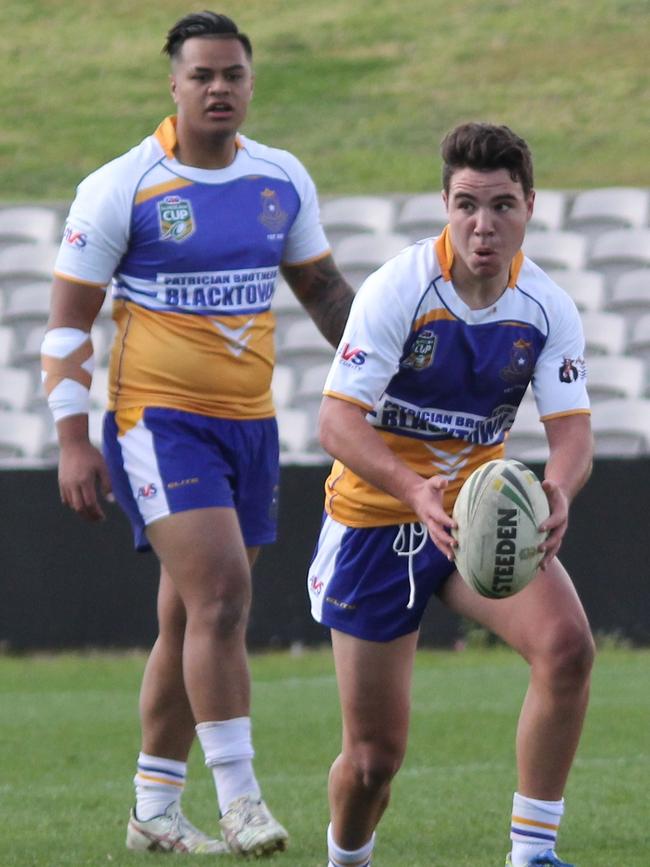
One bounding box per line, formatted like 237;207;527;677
191;594;250;639
538;622;595;687
348;741;405;792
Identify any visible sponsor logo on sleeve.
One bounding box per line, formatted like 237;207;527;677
338;343;367;367
558;356;586;383
63;224;88;249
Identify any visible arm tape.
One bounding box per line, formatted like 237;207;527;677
41;327;94;421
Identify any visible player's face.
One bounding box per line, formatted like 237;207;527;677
443;168;534;294
170;37;254;140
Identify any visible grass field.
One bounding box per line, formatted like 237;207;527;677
2;0;648;200
1;646;648;866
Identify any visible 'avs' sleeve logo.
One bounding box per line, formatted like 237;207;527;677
339;343;367;366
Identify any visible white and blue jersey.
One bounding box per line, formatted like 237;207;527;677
322;227;590;526
54;115;330;420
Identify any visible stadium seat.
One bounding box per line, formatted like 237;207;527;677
276;406;311;453
0;242;59;283
276;319;335;365
567;188;649;240
96;287;114;320
334;231;411;288
0;206;61;245
581;311;627;356
272;279;305;344
272;278;302;315
0;365;33;411
586;355;646;401
626;315;650;381
292;361;332;418
89;366;110;410
528;190;568;232
0;409;47;461
504;400;549;462
590;398;650;457
320;196;396;246
295;362;332;399
546;269;606;312
88;409;105;447
606;269;650;328
587;229;650;279
523;230;588;270
271;364;296;409
0;326;15;366
0;282;51;326
395;193;448;241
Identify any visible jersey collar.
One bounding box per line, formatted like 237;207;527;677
434;224;524;288
153;115;243;160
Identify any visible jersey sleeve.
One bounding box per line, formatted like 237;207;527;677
279;155;330;265
54;160;134;287
323;260;413;409
531;289;590;418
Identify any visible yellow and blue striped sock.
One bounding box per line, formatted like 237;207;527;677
134;752;186;821
510;791;564;866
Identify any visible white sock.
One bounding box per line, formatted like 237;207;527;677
133;752;186;821
510;791;564;866
327;822;375;866
196;717;261;815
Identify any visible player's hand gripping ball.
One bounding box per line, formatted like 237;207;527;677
452;459;550;598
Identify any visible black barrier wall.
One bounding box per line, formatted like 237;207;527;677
1;460;649;650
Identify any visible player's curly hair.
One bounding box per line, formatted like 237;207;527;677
441;123;534;197
163;10;253;61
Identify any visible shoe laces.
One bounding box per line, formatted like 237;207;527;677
169;809;207;843
227;796;268;828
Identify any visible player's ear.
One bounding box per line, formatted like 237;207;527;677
442;189;449;211
169;73;178;104
526;189;536;222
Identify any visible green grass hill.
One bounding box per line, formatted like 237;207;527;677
1;0;648;201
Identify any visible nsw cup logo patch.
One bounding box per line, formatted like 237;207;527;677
403;329;437;370
158;195;195;242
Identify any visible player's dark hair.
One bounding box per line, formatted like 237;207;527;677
163;11;253;61
441;123;534;197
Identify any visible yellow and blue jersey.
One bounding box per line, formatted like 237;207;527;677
323;227;590;526
54;116;330;419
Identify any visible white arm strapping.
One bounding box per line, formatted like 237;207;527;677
41;327;94;422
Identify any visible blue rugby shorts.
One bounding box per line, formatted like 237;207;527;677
103;407;279;551
308;514;456;642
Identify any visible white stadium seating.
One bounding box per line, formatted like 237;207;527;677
0;187;648;465
321;196;396;246
523;230;588;271
0;206;61;246
395;193;449;241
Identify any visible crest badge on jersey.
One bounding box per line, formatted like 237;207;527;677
158;195;195;242
500;338;534;382
258;188;288;232
402;329;437;370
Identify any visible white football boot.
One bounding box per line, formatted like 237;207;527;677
219;794;289;856
126;804;228;854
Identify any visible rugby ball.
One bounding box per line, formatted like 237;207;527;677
452;459;549;598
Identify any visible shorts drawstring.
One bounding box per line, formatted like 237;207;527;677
392;522;428;609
